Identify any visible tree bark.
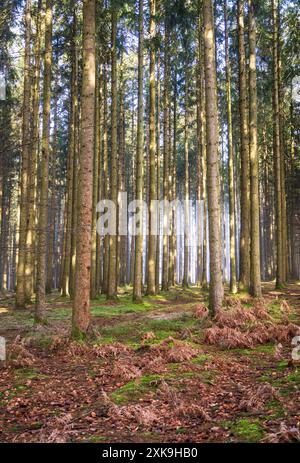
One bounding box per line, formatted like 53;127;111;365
25;0;42;301
224;0;237;294
203;0;224;315
35;0;52;323
183;72;189;288
155;51;161;293
133;0;145;302
162;18;170;291
272;0;285;288
16;0;31;308
147;0;156;296
61;9;77;297
72;0;96;338
248;0;261;297
237;0;250;292
107;5;118;299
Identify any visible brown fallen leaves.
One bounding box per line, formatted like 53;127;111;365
238;383;280;412
8;337;36;367
263;423;300;443
204;298;300;349
1;288;300;444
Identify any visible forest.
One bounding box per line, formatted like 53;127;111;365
0;0;300;446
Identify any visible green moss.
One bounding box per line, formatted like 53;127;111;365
266;400;285;418
279;368;300;396
231;418;264;442
95;312;199;346
4;384;29;402
30;421;43;430
140;431;162;442
144;315;195;333
255;344;275;354
145;329;177;343
191;354;209;364
176;427;187;434
14;367;40;380
84;435;107;443
48;308;71;320
91;302;155;317
110;374;162;404
32;336;54;348
71;326;88;341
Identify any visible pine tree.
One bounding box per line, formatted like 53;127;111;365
72;0;96;337
16;0;31;308
162;17;170;291
133;0;145;302
248;0;261;297
147;0;157;296
203;0;224;315
237;0;250;292
35;0;53;323
107;3;118;300
25;0;42;301
224;0;237;294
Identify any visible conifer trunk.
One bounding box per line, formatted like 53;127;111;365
147;0;156;295
107;5;118;299
72;0;96;337
162;19;170;291
133;0;144;302
203;0;224;315
248;0;261;297
25;0;42;301
224;0;237;294
16;0;31;308
237;0;250;291
35;0;52;323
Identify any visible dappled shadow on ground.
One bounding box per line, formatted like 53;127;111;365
1;284;300;443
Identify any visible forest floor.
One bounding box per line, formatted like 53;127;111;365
1;282;300;443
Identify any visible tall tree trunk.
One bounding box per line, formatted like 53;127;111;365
46;80;58;293
272;0;285;288
61;9;77;297
101;63;109;294
199;22;207;289
248;0;261;297
16;0;31;308
277;13;288;283
96;65;103;291
224;0;237;294
133;0;144;302
70;97;80;297
147;0;156;295
155;51;161;293
107;5;118;299
25;0;42;301
90;62;100;298
118;66;126;286
183;72;189;288
72;0;96;337
237;0;250;291
203;0;224;315
162;18;170;291
169;78;177;287
196;5;203;286
35;0;52;323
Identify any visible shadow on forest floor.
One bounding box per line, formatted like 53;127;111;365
1;282;300;443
